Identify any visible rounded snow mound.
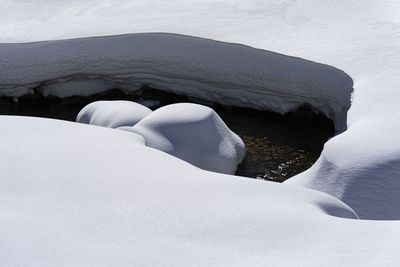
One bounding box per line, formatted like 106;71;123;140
128;103;246;174
76;100;152;128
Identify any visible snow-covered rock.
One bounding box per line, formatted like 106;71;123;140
76;100;152;128
77;101;245;174
125;103;246;174
0;33;353;132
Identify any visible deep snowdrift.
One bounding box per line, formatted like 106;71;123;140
0;33;353;131
6;116;397;267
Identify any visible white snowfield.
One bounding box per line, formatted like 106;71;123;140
5;116;400;267
2;0;400;266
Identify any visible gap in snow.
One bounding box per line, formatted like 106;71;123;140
0;86;334;182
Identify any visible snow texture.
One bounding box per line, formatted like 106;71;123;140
2;0;400;265
76;100;152;128
1;116;382;267
126;103;245;174
0;33;352;132
77;101;245;174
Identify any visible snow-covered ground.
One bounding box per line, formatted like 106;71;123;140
4;116;400;267
2;0;400;265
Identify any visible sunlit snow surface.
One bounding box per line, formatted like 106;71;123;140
77;101;246;174
76;100;152;129
0;116;391;267
126;103;245;174
2;0;400;265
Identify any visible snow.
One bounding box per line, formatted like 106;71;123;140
2;0;400;265
76;100;152;128
4;116;394;267
0;33;353;132
127;103;245;174
77;101;245;174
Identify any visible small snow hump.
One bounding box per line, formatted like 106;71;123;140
131;103;246;174
76;100;152;128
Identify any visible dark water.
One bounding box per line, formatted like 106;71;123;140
221;107;332;182
0;88;334;182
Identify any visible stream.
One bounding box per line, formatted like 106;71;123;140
0;87;334;182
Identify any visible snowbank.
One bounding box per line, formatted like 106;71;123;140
126;103;245;174
0;33;353;132
6;116;395;267
76;100;152;128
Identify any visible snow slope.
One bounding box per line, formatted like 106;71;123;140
5;116;400;267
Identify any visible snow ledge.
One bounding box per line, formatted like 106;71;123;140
0;33;353;131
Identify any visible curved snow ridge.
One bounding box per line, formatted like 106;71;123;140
0;33;353;131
